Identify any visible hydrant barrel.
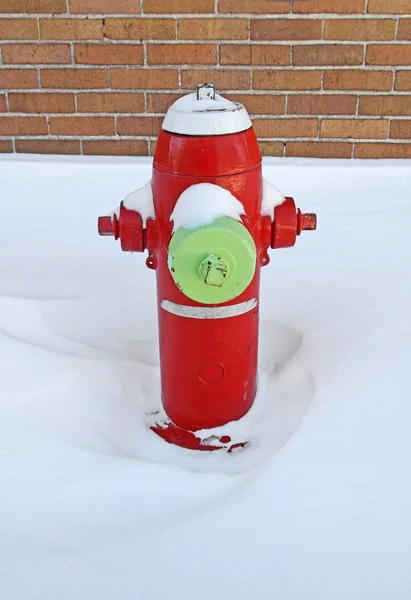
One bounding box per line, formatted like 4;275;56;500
152;128;263;432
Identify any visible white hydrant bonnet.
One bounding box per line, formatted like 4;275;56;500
162;83;252;137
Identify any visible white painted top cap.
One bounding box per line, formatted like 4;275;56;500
162;83;252;136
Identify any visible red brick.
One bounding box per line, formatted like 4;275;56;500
0;95;6;111
49;116;115;135
144;0;214;12
41;68;108;88
293;44;363;66
111;68;178;90
286;141;353;158
0;0;66;12
147;93;183;113
398;19;411;41
359;96;411;116
258;141;284;156
323;69;393;91
105;18;175;40
70;0;140;13
221;45;290;66
366;44;411;66
0;116;47;135
15;139;81;154
181;69;250;90
396;71;411;91
117;116;163;136
0;69;38;89
354;142;411;158
324;18;396;40
179;19;248;40
2;43;71;64
75;43;143;65
147;43;217;65
8;92;75;113
367;0;410;14
83;140;148;155
253;70;321;90
288;95;357;115
40;18;104;40
390;120;411;139
320;118;388;139
253;118;318;138
293;0;365;13
0;18;37;39
219;0;290;13
251;19;321;41
0;140;13;152
226;93;286;115
77;92;144;113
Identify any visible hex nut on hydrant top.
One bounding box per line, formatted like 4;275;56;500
98;83;317;452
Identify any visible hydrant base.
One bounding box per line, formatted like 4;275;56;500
151;419;247;453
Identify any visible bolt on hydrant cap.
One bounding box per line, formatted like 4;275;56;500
196;83;216;101
199;254;229;287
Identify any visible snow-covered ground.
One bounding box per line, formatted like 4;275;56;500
0;154;410;600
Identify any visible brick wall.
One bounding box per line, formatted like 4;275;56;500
0;0;410;159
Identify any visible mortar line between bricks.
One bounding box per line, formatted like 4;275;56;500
4;135;409;144
392;68;396;92
3;89;411;97
3;40;411;46
3;113;408;119
395;16;400;41
4;64;411;71
0;13;409;18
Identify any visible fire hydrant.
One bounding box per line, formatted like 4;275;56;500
98;84;316;452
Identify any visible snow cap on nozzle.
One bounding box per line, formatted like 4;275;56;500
162;83;252;136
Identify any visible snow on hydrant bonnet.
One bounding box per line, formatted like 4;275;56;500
98;83;317;453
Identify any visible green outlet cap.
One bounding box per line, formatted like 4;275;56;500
168;217;256;305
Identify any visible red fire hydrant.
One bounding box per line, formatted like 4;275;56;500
98;84;316;452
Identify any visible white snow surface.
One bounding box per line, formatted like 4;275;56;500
1;154;411;600
171;182;245;230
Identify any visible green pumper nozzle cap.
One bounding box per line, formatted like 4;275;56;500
168;217;256;305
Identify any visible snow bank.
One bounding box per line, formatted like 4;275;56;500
0;155;410;600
